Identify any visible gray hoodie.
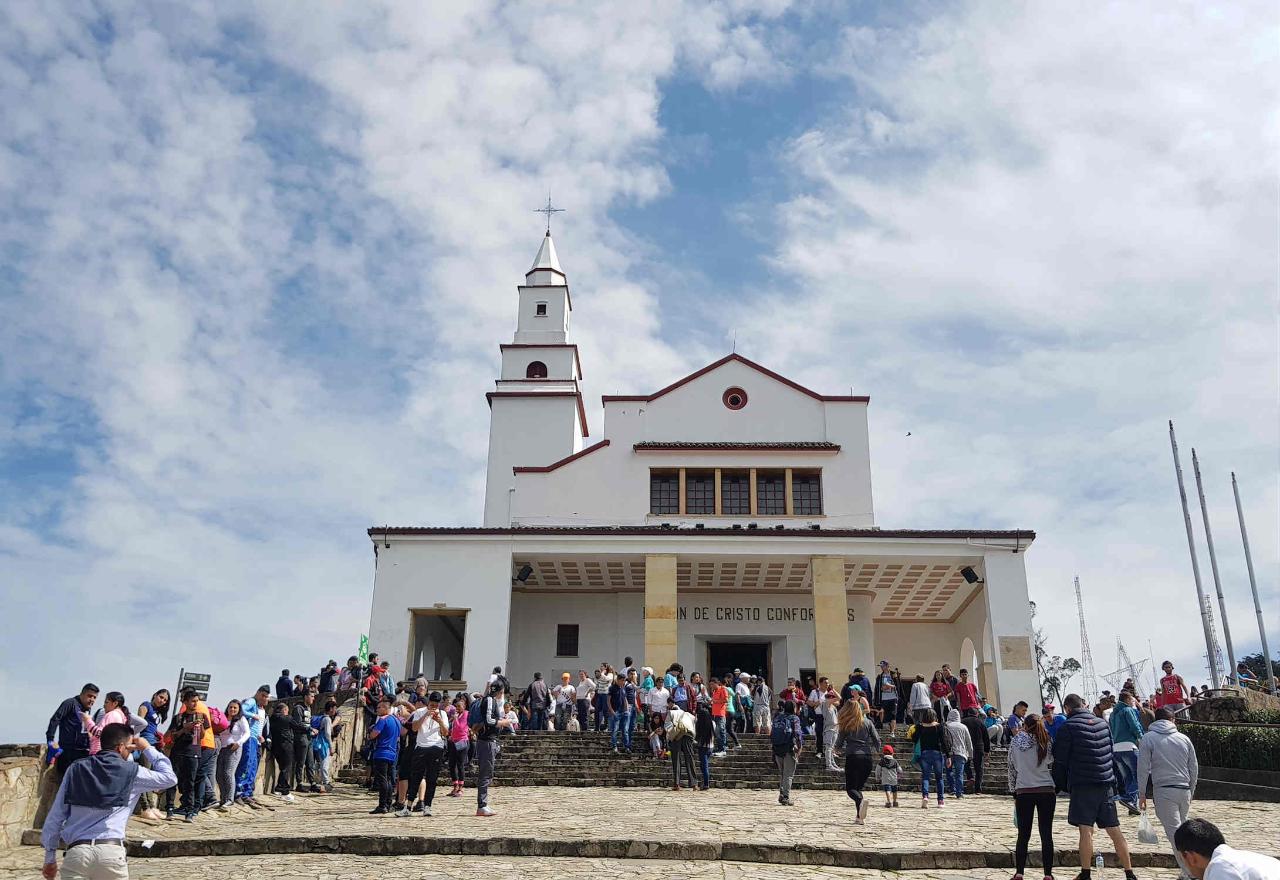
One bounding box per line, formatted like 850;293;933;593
1136;719;1198;793
945;709;973;760
1006;731;1055;792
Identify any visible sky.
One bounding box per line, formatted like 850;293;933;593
1;1;1276;743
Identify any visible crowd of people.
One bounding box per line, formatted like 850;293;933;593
33;653;1280;880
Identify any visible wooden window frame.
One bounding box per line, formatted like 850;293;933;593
647;467;824;517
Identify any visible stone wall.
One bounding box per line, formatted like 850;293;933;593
0;752;40;850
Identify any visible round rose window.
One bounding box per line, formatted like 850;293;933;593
723;387;748;410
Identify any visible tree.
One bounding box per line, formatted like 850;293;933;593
1239;651;1279;692
1031;599;1081;708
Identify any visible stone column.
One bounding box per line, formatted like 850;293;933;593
644;554;678;674
982;552;1040;710
847;591;875;675
811;555;851;680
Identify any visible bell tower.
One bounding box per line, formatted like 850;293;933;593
483;232;587;525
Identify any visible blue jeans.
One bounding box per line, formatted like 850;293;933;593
609;709;633;749
594;694;609;731
949;755;968;797
713;716;726;752
920;749;946;801
1115;749;1138;805
528;707;547;733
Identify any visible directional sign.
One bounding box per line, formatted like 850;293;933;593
177;668;211;701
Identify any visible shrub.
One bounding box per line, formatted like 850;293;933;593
1243;708;1280;725
1182;723;1280;771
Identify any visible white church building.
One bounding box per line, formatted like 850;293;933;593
367;232;1040;710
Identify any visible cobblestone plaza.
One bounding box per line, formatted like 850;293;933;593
6;785;1274;878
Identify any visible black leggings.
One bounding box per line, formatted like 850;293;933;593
1014;790;1056;876
448;743;467;783
844;752;873;806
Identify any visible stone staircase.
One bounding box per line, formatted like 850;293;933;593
341;730;1009;794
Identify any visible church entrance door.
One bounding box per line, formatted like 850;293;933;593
707;641;770;683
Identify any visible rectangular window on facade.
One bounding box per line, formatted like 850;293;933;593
685;470;715;514
721;471;750;515
556;624;579;657
792;471;823;515
650;471;680;514
757;470;786;515
535;302;548;316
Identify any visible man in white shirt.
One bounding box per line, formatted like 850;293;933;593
574;671;593;732
647;681;671;723
1174;818;1280;879
552;673;576;730
399;692;449;817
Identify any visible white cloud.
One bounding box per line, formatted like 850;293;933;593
739;1;1278;688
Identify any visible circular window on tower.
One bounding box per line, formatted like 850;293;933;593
723;387;748;410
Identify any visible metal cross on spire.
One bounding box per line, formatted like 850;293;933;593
533;194;564;234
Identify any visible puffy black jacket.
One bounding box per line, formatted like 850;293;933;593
1052;708;1115;789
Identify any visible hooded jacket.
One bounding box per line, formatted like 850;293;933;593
1007;730;1055;792
945;709;973;760
1136;719;1198;793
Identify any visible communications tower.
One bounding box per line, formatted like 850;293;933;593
1075;577;1099;704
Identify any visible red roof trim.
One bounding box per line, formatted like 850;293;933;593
368;526;1036;541
500;343;583;378
485;391;590;438
633;442;842;452
600;353;870;405
513;439;611;473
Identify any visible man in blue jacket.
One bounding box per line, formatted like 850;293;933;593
1053;693;1138;880
33;684;99;829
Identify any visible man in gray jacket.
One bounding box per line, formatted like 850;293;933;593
1138;707;1199;878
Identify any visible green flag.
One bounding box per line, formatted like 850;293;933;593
358;634;369;664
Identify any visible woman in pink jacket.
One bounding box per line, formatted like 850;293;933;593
84;691;130;755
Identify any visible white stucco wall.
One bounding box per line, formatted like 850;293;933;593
513;284;568;344
509;358;874;527
367;538;514;689
484;395;583;525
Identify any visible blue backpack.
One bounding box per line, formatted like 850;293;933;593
771;714;797;754
467;697;490;732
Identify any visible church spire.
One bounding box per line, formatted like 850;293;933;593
525;230;565;285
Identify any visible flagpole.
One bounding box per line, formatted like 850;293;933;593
1193;449;1238;685
1232;472;1277;695
1169;422;1221;688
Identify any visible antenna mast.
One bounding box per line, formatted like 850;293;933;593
1169;421;1223;688
1075;576;1099;704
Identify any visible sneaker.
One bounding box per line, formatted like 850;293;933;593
282;793;295;803
780;797;793;806
421;805;432;816
165;810;174;820
183;814;195;823
309;785;323;793
476;806;496;817
392;802;405;812
411;801;424;813
216;802;229;812
394;807;411;818
369;806;388;815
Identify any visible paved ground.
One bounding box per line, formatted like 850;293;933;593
6;785;1273;876
0;852;1190;879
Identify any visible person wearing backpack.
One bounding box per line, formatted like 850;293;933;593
471;680;514;816
663;697;697;791
771;700;804;806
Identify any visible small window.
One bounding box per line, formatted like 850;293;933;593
650;471;680;514
793;472;823;515
757;470;786;515
535;302;548;316
526;361;548;378
556;624;579;657
685;471;715;514
722;387;748;410
721;471;750;515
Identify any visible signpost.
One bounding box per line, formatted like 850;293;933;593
176;668;212;701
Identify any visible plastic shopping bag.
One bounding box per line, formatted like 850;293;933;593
1137;809;1159;845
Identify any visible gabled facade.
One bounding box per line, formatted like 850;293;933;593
368;235;1041;712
